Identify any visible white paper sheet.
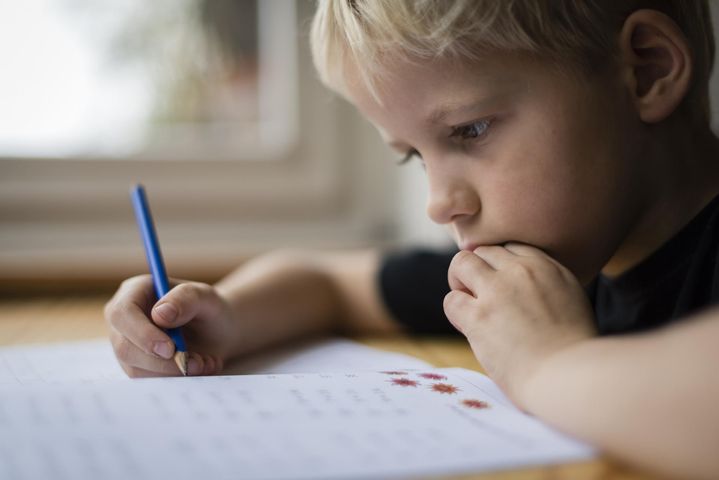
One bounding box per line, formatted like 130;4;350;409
0;368;594;480
224;337;432;374
0;339;127;385
0;337;431;385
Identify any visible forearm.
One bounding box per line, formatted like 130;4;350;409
521;310;719;479
214;249;400;359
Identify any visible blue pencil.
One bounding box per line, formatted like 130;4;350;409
130;184;188;376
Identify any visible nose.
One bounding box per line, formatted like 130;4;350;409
425;168;480;225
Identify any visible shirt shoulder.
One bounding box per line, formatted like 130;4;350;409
378;247;459;334
593;194;719;334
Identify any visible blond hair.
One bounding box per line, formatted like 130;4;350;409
310;0;714;125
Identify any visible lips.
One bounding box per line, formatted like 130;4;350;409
459;242;479;252
458;239;510;251
456;230;507;251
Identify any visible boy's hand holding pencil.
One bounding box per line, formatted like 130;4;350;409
105;274;235;377
105;185;351;379
104;184;237;378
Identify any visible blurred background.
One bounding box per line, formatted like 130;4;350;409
0;0;447;292
1;0;719;292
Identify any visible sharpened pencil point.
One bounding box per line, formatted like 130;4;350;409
174;351;188;376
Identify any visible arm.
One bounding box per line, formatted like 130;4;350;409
105;248;401;377
444;244;719;480
525;311;719;479
214;248;403;359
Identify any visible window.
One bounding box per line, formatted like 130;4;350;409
0;1;397;283
0;0;295;160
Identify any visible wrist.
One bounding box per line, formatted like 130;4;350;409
516;338;593;414
216;253;339;359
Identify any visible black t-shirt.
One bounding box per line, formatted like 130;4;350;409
379;195;719;335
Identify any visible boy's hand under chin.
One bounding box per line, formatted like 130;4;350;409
444;243;596;410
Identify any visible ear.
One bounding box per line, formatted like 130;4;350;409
618;9;692;124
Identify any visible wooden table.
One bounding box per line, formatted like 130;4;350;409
0;294;656;480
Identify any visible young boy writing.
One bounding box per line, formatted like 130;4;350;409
105;1;719;477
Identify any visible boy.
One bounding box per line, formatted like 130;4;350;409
105;1;719;477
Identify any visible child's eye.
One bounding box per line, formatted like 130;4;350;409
397;148;421;165
450;119;492;140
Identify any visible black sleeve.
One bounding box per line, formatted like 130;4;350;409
378;247;459;335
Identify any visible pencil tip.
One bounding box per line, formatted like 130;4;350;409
174;351;188;376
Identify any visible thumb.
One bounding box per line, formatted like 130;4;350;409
151;282;222;328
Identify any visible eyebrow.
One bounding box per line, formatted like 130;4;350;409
426;97;496;125
383;87;517;150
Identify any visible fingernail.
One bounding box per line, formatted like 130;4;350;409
153;341;173;359
187;357;202;376
154;303;177;323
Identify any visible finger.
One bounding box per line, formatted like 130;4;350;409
200;354;225;376
121;363;183;379
443;290;475;334
151;282;223;329
448;250;493;295
105;281;177;361
105;275;155;319
504;242;568;271
472;245;518;270
212;355;225;375
110;329;184;375
106;274;189;318
186;352;206;376
504;242;555;261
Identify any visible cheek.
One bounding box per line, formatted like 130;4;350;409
480;111;637;279
477;125;572;238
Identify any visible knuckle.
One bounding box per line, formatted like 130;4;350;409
463;291;488;318
443;294;454;314
173;283;201;305
180;282;221;315
192;281;213;294
443;291;461;312
115;303;137;325
103;299;117;323
560;266;578;283
450;250;472;270
191;282;216;301
118;277;134;290
467;300;485;320
104;301;129;328
549;260;567;277
107;276;153;324
510;261;534;278
114;337;133;363
119;274;148;291
476;302;491;320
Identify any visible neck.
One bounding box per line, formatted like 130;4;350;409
601;122;719;278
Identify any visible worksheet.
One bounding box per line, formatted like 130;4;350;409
0;368;594;480
0;339;126;385
0;337;431;385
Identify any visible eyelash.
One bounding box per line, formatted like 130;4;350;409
397;149;420;165
450;118;492;141
397;118;493;166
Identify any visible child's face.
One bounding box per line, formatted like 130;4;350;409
345;54;649;283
